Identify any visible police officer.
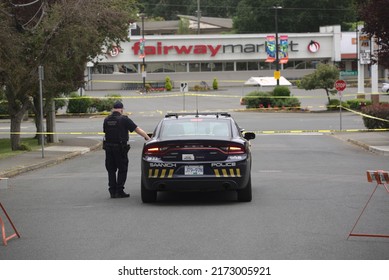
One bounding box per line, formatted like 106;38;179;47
103;101;150;198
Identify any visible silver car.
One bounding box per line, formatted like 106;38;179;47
382;83;389;93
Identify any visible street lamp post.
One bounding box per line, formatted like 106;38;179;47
139;13;146;91
274;6;282;86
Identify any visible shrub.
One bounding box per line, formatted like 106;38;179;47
145;83;152;92
361;104;389;129
67;92;92;114
54;96;67;112
165;76;173;91
272;86;291;97
245;91;273;108
273;97;301;109
326;99;349;111
212;78;218;90
346;99;372;110
90;94;122;112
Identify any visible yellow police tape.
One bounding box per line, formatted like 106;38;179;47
1;128;389;136
53;92;373;100
340;105;389;123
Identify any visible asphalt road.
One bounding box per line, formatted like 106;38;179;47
1;88;389;260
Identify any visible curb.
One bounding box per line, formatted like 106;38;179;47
0;141;103;178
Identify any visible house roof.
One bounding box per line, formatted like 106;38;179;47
135;15;233;35
177;15;232;29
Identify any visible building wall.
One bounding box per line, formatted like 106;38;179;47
87;26;353;90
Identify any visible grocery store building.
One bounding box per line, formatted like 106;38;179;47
88;22;382;91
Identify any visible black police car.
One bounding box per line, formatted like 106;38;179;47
141;112;255;203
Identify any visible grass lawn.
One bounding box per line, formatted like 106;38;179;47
0;138;40;160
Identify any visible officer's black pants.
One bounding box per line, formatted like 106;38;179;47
104;145;129;194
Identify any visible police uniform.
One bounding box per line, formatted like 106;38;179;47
103;101;137;198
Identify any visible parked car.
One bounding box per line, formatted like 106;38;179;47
141;112;255;203
382;83;389;93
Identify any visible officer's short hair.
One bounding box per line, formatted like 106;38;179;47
113;101;124;109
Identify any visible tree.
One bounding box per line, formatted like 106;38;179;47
356;0;389;68
233;0;356;33
299;63;339;103
0;0;138;150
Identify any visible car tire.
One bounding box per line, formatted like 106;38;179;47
237;177;252;202
141;177;157;203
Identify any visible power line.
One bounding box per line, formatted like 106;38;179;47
9;0;41;7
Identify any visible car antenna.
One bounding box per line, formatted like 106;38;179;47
195;95;199;117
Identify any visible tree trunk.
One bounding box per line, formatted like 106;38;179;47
32;96;44;145
325;89;331;104
10;108;28;150
46;99;58;143
6;88;32;150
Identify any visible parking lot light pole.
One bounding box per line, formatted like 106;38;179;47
274;6;282;86
139;13;146;91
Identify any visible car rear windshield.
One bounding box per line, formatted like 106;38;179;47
160;118;231;139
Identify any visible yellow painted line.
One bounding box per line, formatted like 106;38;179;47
214;169;220;177
168;169;174;178
160;169;166;178
236;169;241;177
222;169;228;177
230;168;235;177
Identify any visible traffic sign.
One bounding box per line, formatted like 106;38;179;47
335;79;347;92
274;70;281;80
180;82;188;93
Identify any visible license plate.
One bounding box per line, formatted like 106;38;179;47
184;165;203;175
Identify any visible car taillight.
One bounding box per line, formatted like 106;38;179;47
144;145;167;156
221;145;245;154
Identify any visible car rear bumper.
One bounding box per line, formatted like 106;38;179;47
142;177;249;191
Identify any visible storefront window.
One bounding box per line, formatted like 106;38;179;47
248;62;259;70
223;62;234;71
175;62;187;72
236;62;247;71
201;63;213;72
93;64;114;74
189;63;200;72
117;64;137;73
212;62;222;71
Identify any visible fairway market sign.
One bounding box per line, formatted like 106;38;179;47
131;41;300;57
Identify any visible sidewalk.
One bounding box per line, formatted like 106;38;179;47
333;131;389;156
0;132;388;180
0;138;102;179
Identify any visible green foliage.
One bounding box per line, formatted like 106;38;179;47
0;1;139;149
300;63;340;103
244;91;273;108
243;88;301;110
234;0;356;33
90;94;122;112
357;0;389;68
165;76;173;91
362;104;389;129
67;92;92;114
54;95;68;112
272;86;291;97
0;138;38;159
212;78;218;90
326;99;349;111
346;99;372;110
178;18;190;34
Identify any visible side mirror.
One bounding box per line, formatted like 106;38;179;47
244;132;255;140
